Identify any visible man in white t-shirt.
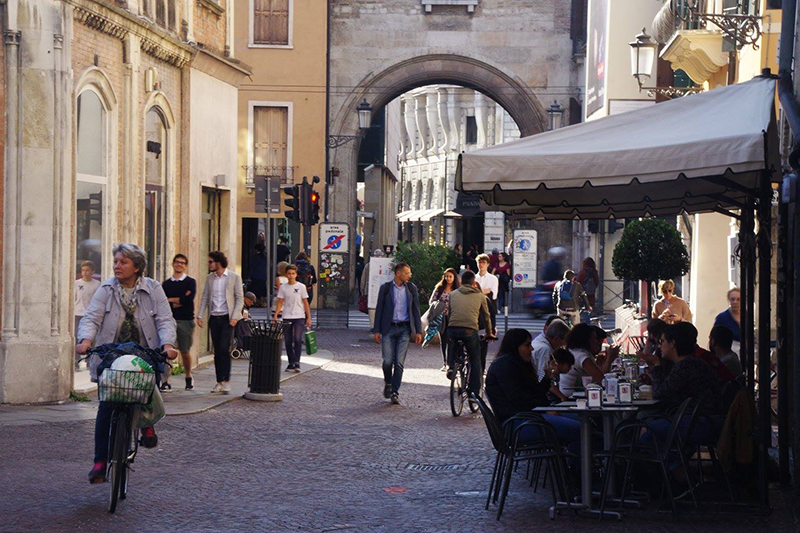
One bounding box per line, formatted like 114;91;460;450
74;260;101;370
273;264;312;373
475;254;498;336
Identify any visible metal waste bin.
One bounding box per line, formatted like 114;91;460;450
247;320;284;397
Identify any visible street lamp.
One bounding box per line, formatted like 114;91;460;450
629;28;702;98
547;100;564;131
328;98;374;148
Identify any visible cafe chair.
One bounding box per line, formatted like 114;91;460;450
470;394;575;521
596;397;694;519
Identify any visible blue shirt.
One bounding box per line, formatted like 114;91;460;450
392;282;410;323
713;309;740;342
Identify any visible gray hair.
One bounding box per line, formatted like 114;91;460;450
372;249;385;258
112;243;148;277
545;319;570;341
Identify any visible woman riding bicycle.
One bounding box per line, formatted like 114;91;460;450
76;243;178;484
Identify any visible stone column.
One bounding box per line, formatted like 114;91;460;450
425;89;439;156
436;87;449;155
1;1;74;403
122;33;141;242
414;93;428;158
402;94;416;157
474;92;488;148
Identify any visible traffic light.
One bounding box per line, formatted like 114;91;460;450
283;184;302;222
608;219;625;233
308;188;321;225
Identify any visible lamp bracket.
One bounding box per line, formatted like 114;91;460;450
327;131;366;149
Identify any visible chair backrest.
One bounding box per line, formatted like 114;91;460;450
471;392;508;453
661;397;694;458
721;379;742;415
682;390;710;444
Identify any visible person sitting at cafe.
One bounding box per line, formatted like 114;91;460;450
640;323;724;445
709;325;743;378
485;328;580;457
652;279;692;324
559;323;620;398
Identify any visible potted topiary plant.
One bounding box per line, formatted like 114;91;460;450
393;241;461;312
611;218;690;313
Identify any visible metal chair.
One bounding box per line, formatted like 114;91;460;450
596;397;694;519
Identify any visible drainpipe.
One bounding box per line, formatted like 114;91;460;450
780;0;800;169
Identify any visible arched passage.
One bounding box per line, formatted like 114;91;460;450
329;54;548;227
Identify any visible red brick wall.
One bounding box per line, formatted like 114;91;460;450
194;0;227;55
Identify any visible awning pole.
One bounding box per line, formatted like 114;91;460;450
740;203;754;391
777;176;791;487
757;172;773;509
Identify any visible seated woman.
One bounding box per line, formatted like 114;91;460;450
485;329;580;456
558;323;619;398
652;279;692;324
640;322;724;445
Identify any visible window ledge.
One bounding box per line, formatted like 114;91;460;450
422;0;479;13
197;0;224;17
248;43;293;50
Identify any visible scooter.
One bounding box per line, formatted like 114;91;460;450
521;280;558;318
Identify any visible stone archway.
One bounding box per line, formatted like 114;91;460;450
329;54;549;226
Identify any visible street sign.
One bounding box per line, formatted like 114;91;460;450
319;223;349;254
483;211;505;252
512;229;538;288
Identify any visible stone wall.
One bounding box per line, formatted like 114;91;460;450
194;0;228;55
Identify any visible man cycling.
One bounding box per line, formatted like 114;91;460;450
553;269;591;326
447;270;494;396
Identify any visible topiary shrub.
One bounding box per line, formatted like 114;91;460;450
612;218;690;307
393;242;461;311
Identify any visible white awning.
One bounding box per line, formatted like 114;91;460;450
396;210;426;222
456;77;779;219
419;208;445;221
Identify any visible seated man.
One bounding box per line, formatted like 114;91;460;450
709;325;743;378
447;270;493;397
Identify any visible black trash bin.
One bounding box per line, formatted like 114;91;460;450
247;320;284;395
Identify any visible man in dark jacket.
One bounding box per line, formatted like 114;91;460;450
372;262;423;405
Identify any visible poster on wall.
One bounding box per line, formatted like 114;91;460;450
367;257;394;309
512;230;538;288
586;0;608;118
318;252;350;310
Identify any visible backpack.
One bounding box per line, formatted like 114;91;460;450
558;279;574;303
296;260;316;290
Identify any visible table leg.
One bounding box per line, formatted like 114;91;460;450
580;413;592;507
603;413;616;496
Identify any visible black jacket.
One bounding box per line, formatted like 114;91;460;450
485;352;552;424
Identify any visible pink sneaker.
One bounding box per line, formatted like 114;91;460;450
88;461;107;484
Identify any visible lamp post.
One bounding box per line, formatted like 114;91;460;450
327;98;373;148
547;100;564;130
629;28;702;98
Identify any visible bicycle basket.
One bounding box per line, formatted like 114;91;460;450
97;368;156;404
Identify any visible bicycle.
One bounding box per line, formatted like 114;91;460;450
95;359;159;513
448;336;492;417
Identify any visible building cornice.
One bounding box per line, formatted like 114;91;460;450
660;29;727;85
69;0;195;68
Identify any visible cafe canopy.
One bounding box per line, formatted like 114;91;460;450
456;76;779;219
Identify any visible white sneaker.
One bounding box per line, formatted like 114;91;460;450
221;382;231;394
211;383;223;393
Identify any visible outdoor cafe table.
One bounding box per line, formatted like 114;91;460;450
532;403;649;519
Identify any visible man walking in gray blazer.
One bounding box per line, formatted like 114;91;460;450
197;251;244;394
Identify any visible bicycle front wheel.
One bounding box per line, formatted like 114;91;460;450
450;365;466;417
108;410;129;513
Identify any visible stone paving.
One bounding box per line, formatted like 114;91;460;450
0;330;798;532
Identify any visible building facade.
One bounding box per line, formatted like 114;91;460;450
1;0;247;404
234;0;328;302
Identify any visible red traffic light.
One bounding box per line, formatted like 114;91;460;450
310;191;319;203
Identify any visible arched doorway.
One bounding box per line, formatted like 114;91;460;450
328;54;549;228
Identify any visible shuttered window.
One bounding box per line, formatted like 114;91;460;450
253;107;289;175
253;0;290;45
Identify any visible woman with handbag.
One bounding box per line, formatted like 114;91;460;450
429;268;460;371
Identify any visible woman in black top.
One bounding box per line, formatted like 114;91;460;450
485;329;580;455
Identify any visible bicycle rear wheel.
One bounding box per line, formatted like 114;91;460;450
450;365;465;417
108;410;129;513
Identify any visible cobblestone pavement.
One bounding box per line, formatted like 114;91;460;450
1;330;797;532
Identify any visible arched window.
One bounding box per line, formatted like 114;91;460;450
76;89;107;278
144;107;168;279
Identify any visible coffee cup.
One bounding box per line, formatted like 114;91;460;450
576;399;587;409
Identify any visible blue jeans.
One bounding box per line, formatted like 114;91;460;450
283;318;305;366
513;414;582;459
381;323;411;393
447;327;483;396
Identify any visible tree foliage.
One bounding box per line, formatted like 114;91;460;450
611;218;690;282
394;242;461;310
